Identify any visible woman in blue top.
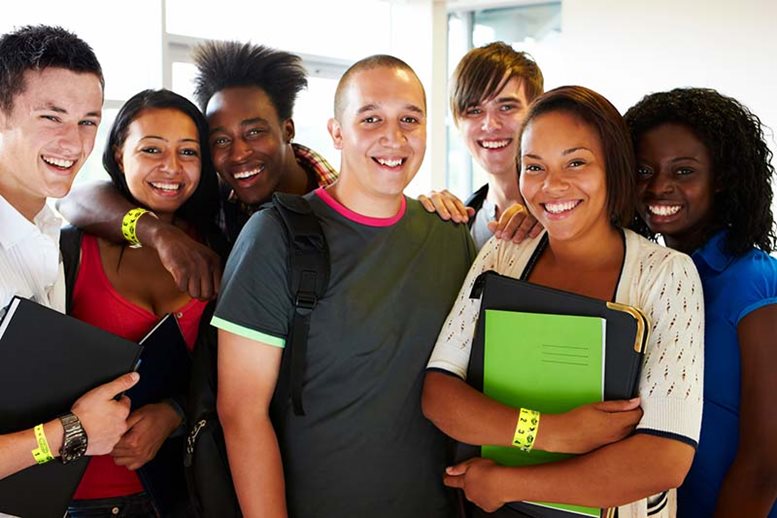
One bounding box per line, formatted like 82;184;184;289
625;88;777;517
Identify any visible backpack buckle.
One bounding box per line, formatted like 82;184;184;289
294;291;317;313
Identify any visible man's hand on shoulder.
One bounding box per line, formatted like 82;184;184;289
488;203;543;243
419;190;474;224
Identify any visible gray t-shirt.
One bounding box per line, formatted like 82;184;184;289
213;188;476;518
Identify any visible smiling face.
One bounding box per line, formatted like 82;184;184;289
116;108;201;219
636;123;715;253
206;86;294;206
0;67;103;219
520;110;611;243
457;76;529;177
328;66;426;209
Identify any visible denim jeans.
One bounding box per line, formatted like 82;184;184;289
67;492;159;518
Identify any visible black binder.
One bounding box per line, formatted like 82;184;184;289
0;296;143;518
130;313;193;516
462;271;649;518
127;313;190;410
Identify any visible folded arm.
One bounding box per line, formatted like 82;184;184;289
445;433;693;511
423;371;641;455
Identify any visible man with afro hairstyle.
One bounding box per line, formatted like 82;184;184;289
58;42;337;299
193;41;337;241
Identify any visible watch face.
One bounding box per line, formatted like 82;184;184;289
59;413;88;464
63;435;88;462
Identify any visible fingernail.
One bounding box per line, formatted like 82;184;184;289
129;372;139;382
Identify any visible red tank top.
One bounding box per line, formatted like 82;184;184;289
71;234;206;500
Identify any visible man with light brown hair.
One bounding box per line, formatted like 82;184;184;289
422;41;545;248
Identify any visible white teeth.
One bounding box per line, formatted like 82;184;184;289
150;182;181;191
376;158;404;167
233;167;263;180
544;200;579;214
649;205;681;216
42;156;75;168
480;140;510;149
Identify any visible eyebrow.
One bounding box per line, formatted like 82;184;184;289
209;116;268;135
495;95;523;105
524;147;593;160
356;103;425;115
140;135;200;144
36;102;101;118
670;156;702;163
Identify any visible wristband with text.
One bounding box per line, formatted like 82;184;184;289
121;208;155;247
31;423;54;464
512;407;541;452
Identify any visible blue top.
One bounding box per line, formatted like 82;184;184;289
678;231;777;517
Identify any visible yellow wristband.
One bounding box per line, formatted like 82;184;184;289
121;208;152;247
512;407;541;452
31;423;54;464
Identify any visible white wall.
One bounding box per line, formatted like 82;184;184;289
530;0;777;214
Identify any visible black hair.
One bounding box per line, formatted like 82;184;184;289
624;88;776;255
0;24;103;113
520;86;636;227
192;41;307;120
103;89;222;251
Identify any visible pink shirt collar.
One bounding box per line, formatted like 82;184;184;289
314;187;406;227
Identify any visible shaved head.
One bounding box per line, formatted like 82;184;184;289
334;54;425;120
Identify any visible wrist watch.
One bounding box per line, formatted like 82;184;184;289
59;413;88;463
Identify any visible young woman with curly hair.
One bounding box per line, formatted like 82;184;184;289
625;88;777;517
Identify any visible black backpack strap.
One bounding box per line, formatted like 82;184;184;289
464;184;489;229
59;225;83;315
271;192;329;416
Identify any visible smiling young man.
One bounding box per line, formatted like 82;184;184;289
57;42;337;299
0;24;137;481
421;42;545;248
213;55;475;518
452;42;544;249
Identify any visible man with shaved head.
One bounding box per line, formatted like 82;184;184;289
213;55;475;517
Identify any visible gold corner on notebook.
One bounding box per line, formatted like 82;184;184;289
605;302;648;353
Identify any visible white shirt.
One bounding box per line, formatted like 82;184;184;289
0;194;65;317
428;229;705;518
470;199;497;251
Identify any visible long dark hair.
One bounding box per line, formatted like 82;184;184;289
103;89;223;252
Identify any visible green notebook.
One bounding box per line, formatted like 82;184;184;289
482;309;605;517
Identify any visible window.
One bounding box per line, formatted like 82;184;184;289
446;2;562;199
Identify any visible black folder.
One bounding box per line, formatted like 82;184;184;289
129;313;193;515
0;296;143;518
128;313;191;410
462;271;649;518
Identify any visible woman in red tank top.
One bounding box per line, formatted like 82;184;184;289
66;89;225;517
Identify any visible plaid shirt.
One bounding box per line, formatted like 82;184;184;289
220;143;338;241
